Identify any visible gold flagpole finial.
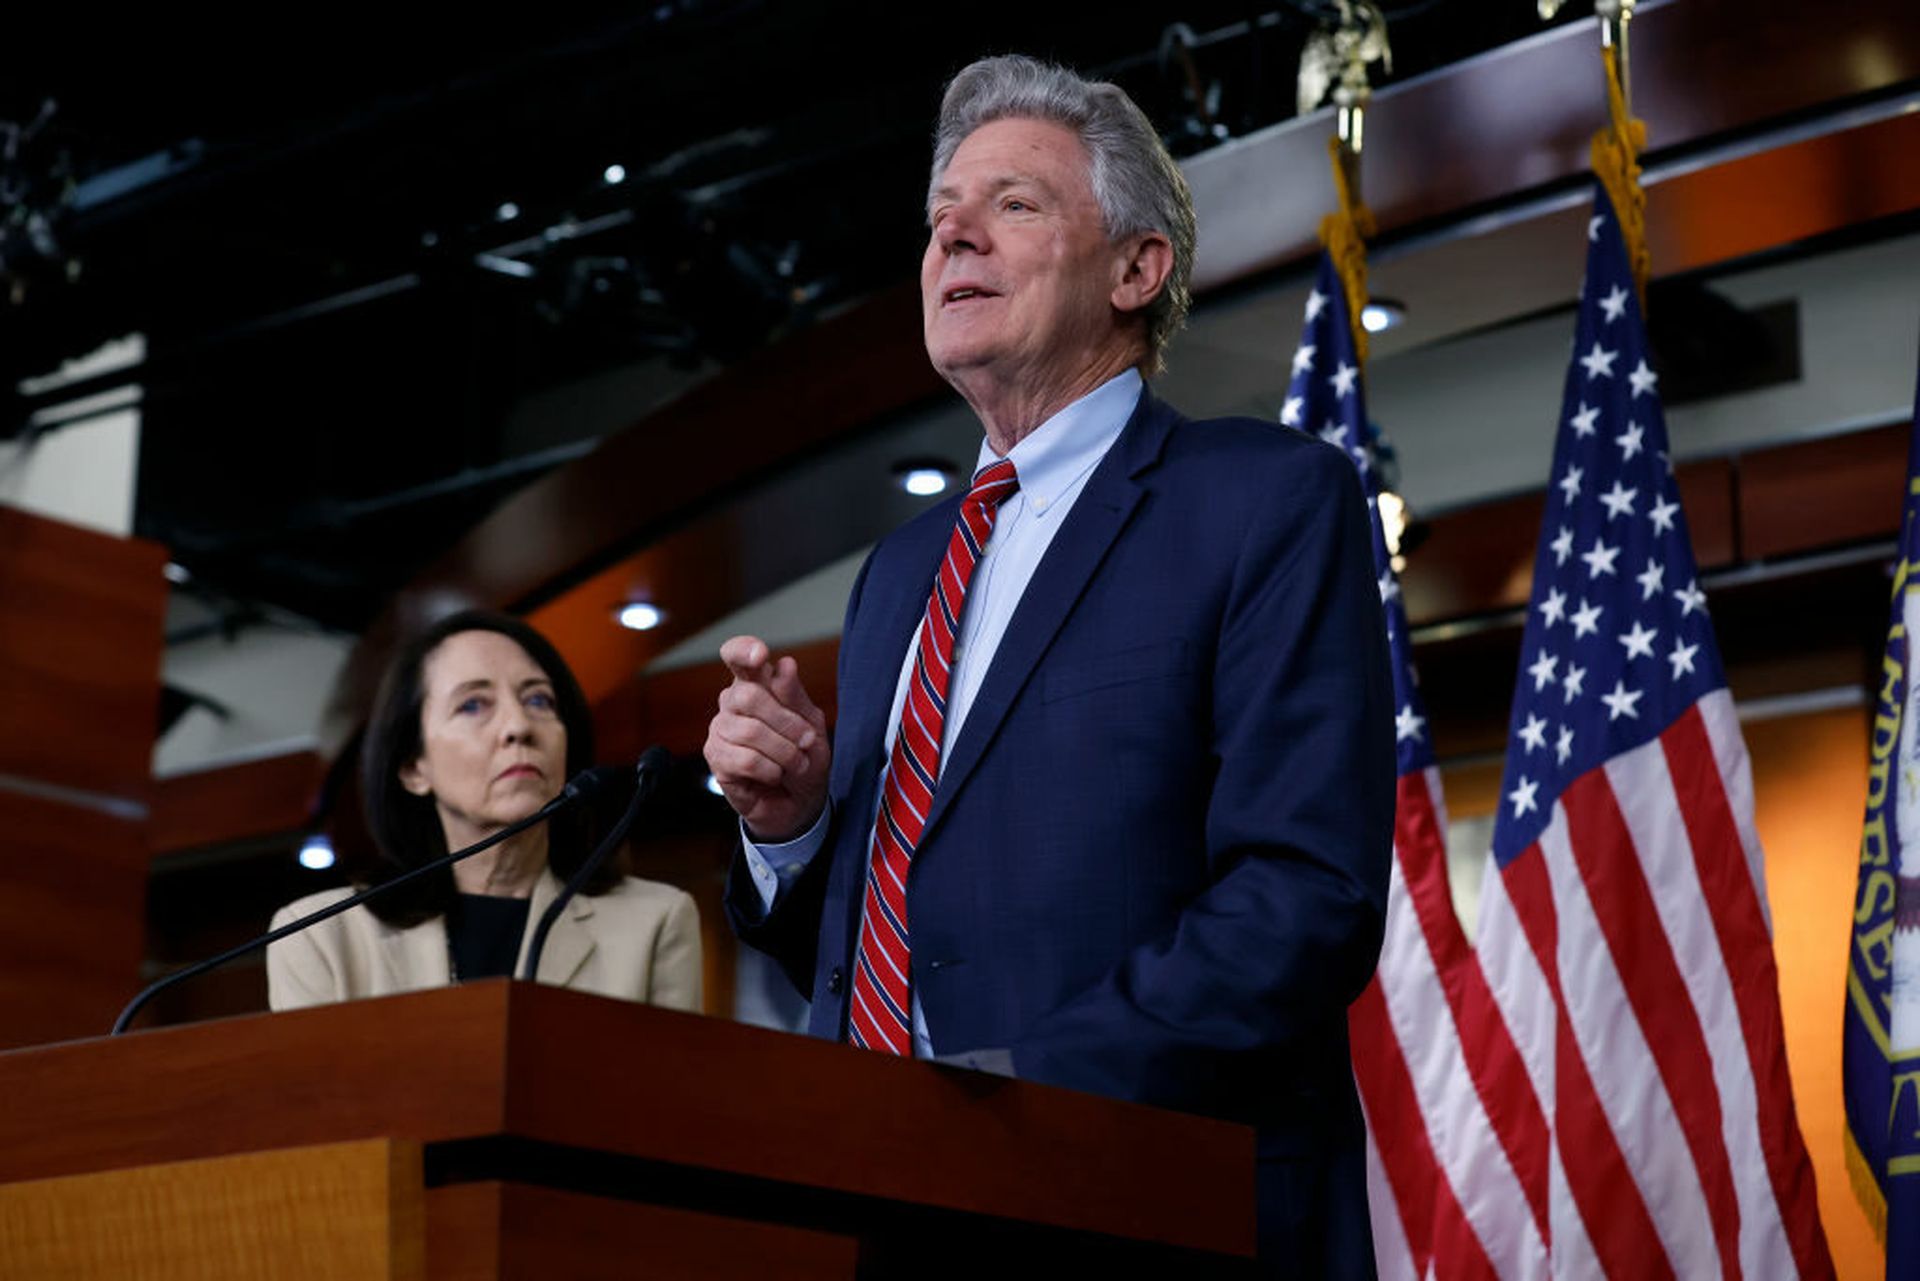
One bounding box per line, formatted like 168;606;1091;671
1598;0;1637;113
1591;0;1650;302
1299;1;1388;363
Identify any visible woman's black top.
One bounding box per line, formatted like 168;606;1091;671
447;893;531;981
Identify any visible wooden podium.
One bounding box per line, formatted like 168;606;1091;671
0;982;1256;1277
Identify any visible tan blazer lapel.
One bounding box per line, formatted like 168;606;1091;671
385;912;451;993
517;869;595;988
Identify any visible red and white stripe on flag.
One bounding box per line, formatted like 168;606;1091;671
1351;768;1551;1281
1351;180;1832;1278
1359;693;1829;1277
1275;251;1565;1277
1470;690;1831;1278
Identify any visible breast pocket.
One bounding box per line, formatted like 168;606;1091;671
1040;639;1193;703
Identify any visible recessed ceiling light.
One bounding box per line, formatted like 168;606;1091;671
1360;298;1407;334
603;164;628;185
495;201;520;222
298;834;336;871
891;458;959;497
1376;490;1409;557
616;602;664;631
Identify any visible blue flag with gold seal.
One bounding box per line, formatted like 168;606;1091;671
1846;346;1920;1278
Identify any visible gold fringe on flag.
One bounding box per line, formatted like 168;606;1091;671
1318;133;1376;366
1844;1123;1889;1243
1590;41;1651;304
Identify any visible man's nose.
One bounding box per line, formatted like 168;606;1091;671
935;203;987;256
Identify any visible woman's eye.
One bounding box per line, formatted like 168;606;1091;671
456;696;486;715
526;691;556;712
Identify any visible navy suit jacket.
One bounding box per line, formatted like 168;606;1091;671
730;388;1395;1272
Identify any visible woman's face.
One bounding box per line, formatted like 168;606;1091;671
399;629;569;846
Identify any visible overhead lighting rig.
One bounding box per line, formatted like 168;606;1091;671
0;99;79;307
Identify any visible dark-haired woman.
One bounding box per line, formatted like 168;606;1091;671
267;611;700;1011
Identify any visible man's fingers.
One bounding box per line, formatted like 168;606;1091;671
709;709;813;776
713;777;784;828
718;638;820;744
704;732;790;788
707;636;830;835
718;634;774;683
717;683;819;757
768;656;826;740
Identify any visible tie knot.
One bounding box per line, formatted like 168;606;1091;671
967;459;1019;510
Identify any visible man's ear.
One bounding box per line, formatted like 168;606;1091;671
399;758;433;797
1111;233;1174;316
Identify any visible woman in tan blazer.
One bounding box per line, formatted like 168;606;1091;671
267;611;700;1012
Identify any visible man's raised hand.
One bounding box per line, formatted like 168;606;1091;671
703;635;831;843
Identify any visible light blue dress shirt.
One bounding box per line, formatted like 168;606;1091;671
740;368;1143;1057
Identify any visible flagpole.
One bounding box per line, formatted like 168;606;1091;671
1284;14;1491;1273
1592;0;1650;304
1320;5;1379;370
1599;0;1635;115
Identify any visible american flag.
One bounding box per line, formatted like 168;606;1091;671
1842;354;1920;1281
1475;185;1833;1277
1279;253;1518;1276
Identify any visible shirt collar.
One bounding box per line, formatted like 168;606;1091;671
975;368;1142;516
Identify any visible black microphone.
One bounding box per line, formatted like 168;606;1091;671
560;763;635;804
110;762;623;1035
521;745;672;983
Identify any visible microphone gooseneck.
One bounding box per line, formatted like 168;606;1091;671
561;763;635;804
520;746;672;983
109;763;611;1036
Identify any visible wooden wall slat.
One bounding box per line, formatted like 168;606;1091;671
1737;422;1910;561
0;507;167;1048
0;787;149;1049
150;750;325;855
0;507;168;802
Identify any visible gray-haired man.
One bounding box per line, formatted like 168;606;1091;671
706;55;1394;1273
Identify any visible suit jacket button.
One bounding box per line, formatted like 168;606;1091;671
827;966;844;995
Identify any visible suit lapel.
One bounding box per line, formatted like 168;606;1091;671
918;392;1174;843
826;514;953;962
385;912;450;990
840;505;956;776
519;869;595;987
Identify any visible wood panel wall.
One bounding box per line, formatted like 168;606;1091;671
0;506;168;1047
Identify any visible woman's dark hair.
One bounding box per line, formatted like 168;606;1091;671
357;609;617;925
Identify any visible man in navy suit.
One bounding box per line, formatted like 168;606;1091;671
704;55;1393;1273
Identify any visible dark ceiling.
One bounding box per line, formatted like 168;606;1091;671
1;2;1589;633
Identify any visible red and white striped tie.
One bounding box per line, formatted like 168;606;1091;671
846;458;1019;1054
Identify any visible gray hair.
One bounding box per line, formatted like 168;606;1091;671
929;55;1196;373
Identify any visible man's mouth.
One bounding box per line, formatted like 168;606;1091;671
943;285;998;305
